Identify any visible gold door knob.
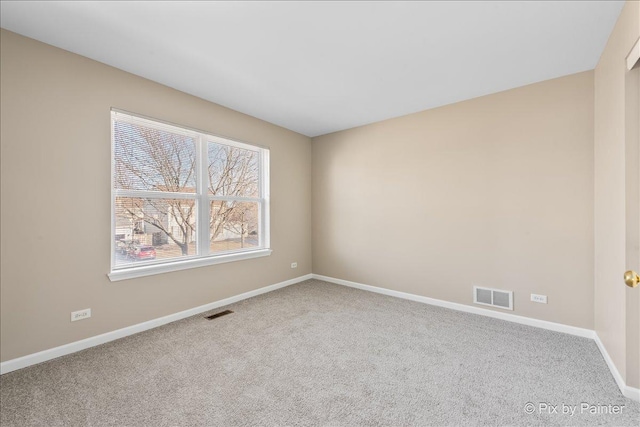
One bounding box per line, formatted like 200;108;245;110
624;270;640;288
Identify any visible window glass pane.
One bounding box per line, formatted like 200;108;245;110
114;120;197;193
210;201;259;253
208;142;259;197
115;197;197;267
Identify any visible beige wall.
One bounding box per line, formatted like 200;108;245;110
313;71;595;329
0;30;312;362
594;0;639;387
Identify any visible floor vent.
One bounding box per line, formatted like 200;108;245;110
205;310;233;320
473;286;513;310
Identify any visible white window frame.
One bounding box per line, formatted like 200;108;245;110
109;110;271;281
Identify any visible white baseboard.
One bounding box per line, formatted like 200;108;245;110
312;273;640;402
594;334;640;401
312;274;594;338
0;273;313;375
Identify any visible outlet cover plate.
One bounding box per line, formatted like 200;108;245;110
531;294;548;304
71;308;91;321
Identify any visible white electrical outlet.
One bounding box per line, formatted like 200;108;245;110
531;294;547;304
71;308;91;322
291;262;298;269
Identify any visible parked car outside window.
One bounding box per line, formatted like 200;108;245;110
127;245;156;261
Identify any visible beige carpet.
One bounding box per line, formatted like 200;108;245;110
1;279;638;426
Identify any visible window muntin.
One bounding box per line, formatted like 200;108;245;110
111;111;269;275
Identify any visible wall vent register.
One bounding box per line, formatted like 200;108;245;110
473;286;513;310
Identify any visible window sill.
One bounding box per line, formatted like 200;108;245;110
108;248;272;282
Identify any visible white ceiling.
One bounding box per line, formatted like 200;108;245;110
0;1;624;137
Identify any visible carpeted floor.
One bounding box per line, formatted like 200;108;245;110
1;279;638;426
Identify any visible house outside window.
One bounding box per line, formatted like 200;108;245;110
110;110;270;281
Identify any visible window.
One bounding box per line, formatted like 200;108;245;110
110;110;270;281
